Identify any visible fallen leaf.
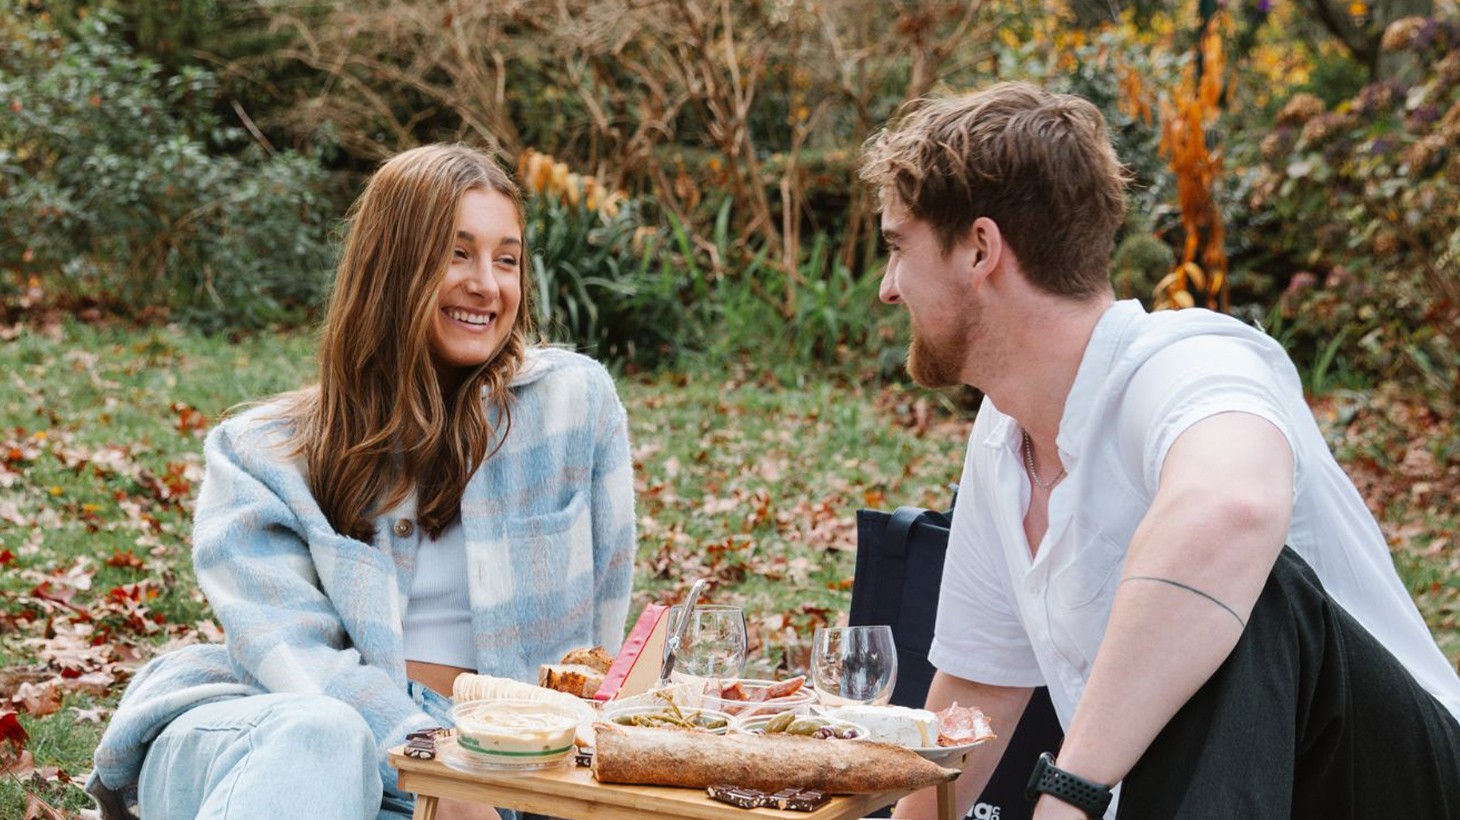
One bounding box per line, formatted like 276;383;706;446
13;681;63;717
24;791;67;820
104;550;144;570
70;706;107;724
3;748;35;778
0;709;28;757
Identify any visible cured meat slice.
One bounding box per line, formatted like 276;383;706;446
934;702;997;747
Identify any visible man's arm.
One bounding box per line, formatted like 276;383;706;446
1033;411;1295;818
893;672;1034;819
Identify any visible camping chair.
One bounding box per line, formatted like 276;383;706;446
851;494;1064;820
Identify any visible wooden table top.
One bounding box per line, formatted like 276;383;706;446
389;745;945;820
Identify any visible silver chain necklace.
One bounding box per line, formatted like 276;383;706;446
1023;431;1067;490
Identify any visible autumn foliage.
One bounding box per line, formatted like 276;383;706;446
1155;13;1229;312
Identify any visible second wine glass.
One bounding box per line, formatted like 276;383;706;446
810;625;898;706
666;604;747;680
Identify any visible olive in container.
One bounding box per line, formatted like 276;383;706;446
733;712;869;740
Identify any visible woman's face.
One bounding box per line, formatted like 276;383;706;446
428;188;523;376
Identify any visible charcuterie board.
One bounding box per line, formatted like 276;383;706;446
389;743;977;820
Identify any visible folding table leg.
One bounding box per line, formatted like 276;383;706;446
412;795;439;820
936;779;957;820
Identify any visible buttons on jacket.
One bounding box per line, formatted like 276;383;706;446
393;519;415;538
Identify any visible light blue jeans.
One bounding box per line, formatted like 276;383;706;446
136;691;404;819
135;685;543;820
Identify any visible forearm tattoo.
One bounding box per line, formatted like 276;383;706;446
1121;576;1247;629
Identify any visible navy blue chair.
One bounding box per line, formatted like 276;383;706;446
851;497;1064;820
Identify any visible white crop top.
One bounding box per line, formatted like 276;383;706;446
402;517;477;669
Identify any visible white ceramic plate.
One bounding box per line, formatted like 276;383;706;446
905;738;991;764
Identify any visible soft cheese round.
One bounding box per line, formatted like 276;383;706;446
824;703;939;747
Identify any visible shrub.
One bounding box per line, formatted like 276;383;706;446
516;149;691;368
0;13;337;330
525;192;690;368
1248;16;1460;407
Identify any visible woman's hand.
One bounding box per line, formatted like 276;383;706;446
432;797;502;820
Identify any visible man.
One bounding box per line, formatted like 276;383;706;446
862;82;1460;819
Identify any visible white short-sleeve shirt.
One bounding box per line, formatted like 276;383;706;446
930;299;1460;739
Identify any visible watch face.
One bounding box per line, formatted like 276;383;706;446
1026;752;1055;800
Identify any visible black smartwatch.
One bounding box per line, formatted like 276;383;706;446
1026;752;1113;817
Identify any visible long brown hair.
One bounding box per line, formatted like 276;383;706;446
282;144;536;541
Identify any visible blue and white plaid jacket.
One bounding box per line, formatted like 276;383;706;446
86;347;636;817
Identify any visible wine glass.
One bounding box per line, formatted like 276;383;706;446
810;625;897;706
666;604;748;680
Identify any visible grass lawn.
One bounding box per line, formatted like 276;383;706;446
2;319;1456;816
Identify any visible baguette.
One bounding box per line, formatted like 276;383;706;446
592;722;959;794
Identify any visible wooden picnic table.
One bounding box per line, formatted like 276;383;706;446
389;744;973;820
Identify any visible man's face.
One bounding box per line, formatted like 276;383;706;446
878;204;976;389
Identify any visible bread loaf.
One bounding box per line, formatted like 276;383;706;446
538;664;606;698
592;722;959;794
559;645;615;673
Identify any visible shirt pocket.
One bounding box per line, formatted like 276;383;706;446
1051;527;1129;611
506;490;594;583
1047;528;1128;680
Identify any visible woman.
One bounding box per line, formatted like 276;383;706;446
85;145;636;820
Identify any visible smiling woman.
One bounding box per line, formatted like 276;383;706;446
84;145;637;820
430;189;523;380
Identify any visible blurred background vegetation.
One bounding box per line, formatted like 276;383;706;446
1;0;1454;401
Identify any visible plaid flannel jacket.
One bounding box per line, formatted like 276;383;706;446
87;347;635;817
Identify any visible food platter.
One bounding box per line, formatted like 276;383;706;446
400;637;996;820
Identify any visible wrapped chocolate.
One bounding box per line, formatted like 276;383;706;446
707;785;775;810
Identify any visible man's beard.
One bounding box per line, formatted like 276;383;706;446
905;309;973;389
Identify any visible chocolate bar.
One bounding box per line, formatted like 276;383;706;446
769;787;830;812
403;737;436;759
403;727;447;759
707;784;772;810
575;747;595;768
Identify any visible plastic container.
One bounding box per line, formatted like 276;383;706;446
601;703;734;734
733;712;868;740
448;698;581;770
701;678;817;720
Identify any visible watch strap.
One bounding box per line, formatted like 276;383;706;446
1025;752;1113;817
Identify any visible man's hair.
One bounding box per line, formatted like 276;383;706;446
860;81;1128;297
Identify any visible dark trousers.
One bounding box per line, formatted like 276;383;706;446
1118;547;1460;819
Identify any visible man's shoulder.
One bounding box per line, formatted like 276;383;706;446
1112;308;1295;391
1126;307;1280;357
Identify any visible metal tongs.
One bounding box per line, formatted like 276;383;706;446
658;577;708;685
